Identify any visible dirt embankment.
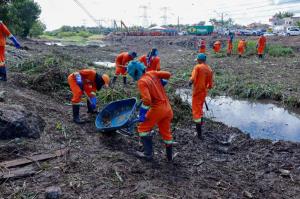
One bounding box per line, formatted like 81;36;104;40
0;36;299;198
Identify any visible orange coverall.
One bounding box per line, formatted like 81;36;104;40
137;71;173;144
0;22;12;67
227;39;233;55
257;35;266;55
238;40;247;55
213;41;221;53
190;64;213;123
139;55;161;72
199;40;206;53
68;69;98;104
115;52;134;76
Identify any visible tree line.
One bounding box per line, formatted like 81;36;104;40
0;0;45;38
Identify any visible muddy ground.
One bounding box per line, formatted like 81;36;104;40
0;36;300;198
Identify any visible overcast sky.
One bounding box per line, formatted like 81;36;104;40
34;0;300;30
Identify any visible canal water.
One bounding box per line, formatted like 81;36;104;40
176;89;300;142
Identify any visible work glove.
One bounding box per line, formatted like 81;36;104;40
139;105;149;122
160;79;168;87
75;73;84;90
188;80;193;87
9;36;21;49
89;96;97;110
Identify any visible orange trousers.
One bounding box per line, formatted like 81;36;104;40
138;102;173;143
192;92;207;123
115;66;127;76
257;46;265;55
227;43;233;54
238;47;245;55
199;47;206;53
0;46;5;66
67;74;95;104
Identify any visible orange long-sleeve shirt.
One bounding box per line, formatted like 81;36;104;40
238;40;247;50
115;52;133;68
78;69;98;94
138;71;171;107
139;55;161;72
190;63;213;95
0;22;12;47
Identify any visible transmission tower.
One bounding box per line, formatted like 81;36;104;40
161;7;170;25
139;5;149;28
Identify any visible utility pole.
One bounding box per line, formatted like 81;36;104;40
161;6;169;26
177;16;180;31
139;5;149;28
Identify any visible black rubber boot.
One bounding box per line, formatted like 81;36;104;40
259;54;263;59
0;66;7;81
112;76;117;85
123;76;127;85
136;136;153;161
238;54;242;58
72;105;83;124
196;123;203;140
166;144;173;161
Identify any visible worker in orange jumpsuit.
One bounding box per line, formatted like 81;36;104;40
238;39;247;58
227;33;234;56
199;39;206;53
0;21;21;81
127;60;174;161
213;40;221;53
112;51;137;85
68;69;110;124
257;35;266;59
139;48;160;72
189;54;213;139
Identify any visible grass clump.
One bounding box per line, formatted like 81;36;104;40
267;45;294;57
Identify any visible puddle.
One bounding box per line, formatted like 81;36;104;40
93;61;115;68
45;42;65;46
176;89;300;142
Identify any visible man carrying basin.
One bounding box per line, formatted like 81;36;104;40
127;60;174;161
68;69;110;124
189;53;213;139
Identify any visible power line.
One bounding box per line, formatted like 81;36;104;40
139;5;149;27
161;6;170;25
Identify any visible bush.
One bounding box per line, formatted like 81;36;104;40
267;45;294;57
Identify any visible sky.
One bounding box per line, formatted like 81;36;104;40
34;0;300;30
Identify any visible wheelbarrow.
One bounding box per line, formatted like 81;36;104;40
95;98;141;136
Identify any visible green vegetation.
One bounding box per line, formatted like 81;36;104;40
267;45;294;57
273;11;294;19
0;0;42;37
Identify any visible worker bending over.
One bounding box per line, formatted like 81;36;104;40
213;40;221;53
199;39;206;53
68;69;110;124
139;48;160;72
238;39;247;58
257;35;266;59
227;33;234;56
127;60;174;161
0;21;21;81
112;51;137;85
189;54;213;139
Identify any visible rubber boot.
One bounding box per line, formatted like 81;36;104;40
72;105;83;124
0;66;7;81
259;54;263;59
166;144;173;161
238;54;242;58
196;123;203;140
123;76;127;85
136;136;153;161
87;100;97;114
112;76;117;85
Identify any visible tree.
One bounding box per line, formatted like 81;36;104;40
273;11;294;19
29;20;46;37
8;0;41;37
297;21;300;28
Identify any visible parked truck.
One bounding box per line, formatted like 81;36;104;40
187;25;214;35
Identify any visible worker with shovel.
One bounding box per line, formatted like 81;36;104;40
139;48;161;72
112;51;137;85
68;69;110;124
0;21;21;81
127;60;174;161
189;54;213;139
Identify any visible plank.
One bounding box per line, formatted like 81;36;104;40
0;148;68;168
0;165;37;180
